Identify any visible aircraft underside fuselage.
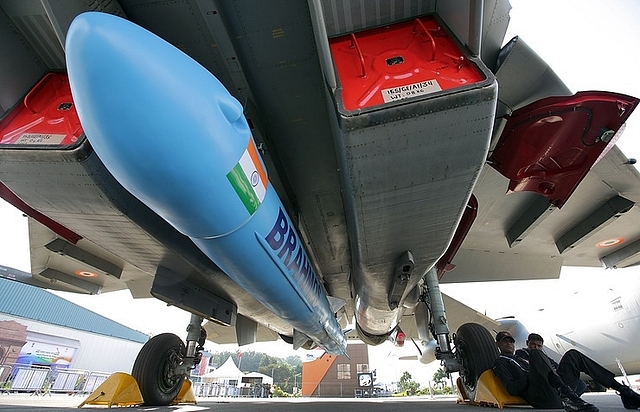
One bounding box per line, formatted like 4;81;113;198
1;1;640;371
0;0;501;352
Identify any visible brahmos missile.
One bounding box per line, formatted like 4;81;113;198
65;12;347;355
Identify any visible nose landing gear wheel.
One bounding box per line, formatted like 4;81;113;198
454;323;499;400
132;333;186;406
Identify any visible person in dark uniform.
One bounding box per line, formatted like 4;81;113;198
515;332;640;410
515;333;557;364
516;333;587;396
492;331;598;411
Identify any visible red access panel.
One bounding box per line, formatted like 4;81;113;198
0;72;83;147
329;15;486;112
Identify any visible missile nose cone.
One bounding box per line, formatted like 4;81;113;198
65;12;253;238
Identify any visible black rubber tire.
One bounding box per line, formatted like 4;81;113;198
454;323;499;399
131;333;186;406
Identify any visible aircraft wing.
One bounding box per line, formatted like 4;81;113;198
397;293;501;341
0;0;639;353
445;144;640;284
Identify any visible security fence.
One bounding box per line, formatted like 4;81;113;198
0;364;110;395
0;364;272;398
192;381;272;398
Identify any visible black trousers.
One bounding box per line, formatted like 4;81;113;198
557;349;616;391
524;350;564;409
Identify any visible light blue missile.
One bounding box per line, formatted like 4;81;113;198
65;12;347;355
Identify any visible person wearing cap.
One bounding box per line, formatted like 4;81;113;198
492;331;598;411
516;333;585;395
515;332;640;409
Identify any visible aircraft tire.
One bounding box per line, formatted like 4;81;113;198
132;333;186;406
454;323;499;400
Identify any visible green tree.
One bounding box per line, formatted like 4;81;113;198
433;367;448;387
398;371;420;395
285;355;302;369
259;359;294;392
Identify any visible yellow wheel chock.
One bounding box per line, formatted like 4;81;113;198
173;378;197;404
457;369;528;408
78;372;196;408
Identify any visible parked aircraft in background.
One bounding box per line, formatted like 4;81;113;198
1;0;640;405
395;270;640;390
497;271;640;386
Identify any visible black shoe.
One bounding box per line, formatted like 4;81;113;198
619;385;640;409
560;392;599;412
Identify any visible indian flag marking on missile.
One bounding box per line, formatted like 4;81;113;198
227;140;268;215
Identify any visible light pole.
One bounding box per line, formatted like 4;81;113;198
294;373;301;394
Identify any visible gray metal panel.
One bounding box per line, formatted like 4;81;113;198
342;96;497;273
41;0;127;48
0;0;65;69
119;0;238;101
213;0;353;309
45;238;123;279
556;196;635;254
0;4;47;115
442;248;564;283
0;0;126;115
333;84;497;334
601;238;640;269
40;268;102;294
203;316;279;345
319;0;436;37
436;0;472;52
436;0;510;68
479;0;511;70
152;267;237;327
494;36;572;112
506;194;554;247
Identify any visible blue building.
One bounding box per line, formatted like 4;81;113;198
0;275;148;377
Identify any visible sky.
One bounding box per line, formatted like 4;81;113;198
1;0;640;387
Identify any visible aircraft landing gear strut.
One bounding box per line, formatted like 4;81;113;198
424;267;459;372
423;267;498;400
131;314;206;406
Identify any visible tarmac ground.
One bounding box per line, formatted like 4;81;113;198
0;392;631;411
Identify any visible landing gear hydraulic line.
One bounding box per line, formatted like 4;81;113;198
424;267;460;372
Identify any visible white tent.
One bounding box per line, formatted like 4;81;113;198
243;371;273;386
201;356;244;385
